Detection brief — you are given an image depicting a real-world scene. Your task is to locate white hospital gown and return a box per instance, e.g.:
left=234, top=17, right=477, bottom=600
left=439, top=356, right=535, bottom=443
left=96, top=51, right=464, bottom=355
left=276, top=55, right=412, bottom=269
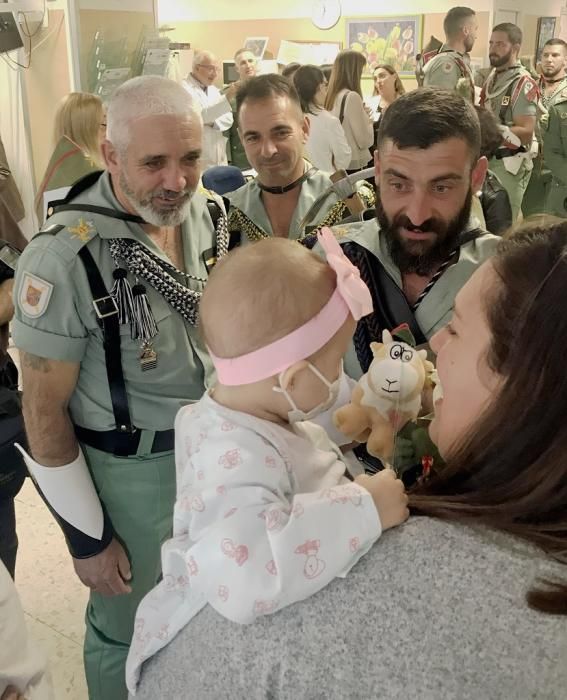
left=126, top=393, right=381, bottom=693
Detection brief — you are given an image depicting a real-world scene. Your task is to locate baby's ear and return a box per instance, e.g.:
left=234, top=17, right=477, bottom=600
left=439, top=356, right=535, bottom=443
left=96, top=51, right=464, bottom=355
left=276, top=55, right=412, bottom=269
left=279, top=361, right=309, bottom=391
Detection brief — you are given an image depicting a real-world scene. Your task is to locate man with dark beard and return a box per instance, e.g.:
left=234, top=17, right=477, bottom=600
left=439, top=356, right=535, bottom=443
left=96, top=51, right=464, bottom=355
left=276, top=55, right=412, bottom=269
left=11, top=76, right=231, bottom=700
left=322, top=88, right=499, bottom=379
left=523, top=38, right=567, bottom=217
left=481, top=23, right=538, bottom=221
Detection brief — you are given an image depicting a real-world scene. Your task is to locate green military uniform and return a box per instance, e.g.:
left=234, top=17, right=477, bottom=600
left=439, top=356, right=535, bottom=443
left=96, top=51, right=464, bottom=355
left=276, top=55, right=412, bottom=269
left=543, top=83, right=567, bottom=218
left=228, top=163, right=375, bottom=242
left=481, top=63, right=539, bottom=221
left=326, top=218, right=500, bottom=379
left=12, top=172, right=224, bottom=700
left=522, top=76, right=567, bottom=217
left=227, top=98, right=250, bottom=170
left=35, top=136, right=101, bottom=225
left=422, top=46, right=475, bottom=101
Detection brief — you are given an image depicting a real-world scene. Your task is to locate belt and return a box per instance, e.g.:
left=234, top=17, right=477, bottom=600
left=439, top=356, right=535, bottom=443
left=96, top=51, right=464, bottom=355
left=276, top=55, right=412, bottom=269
left=75, top=425, right=175, bottom=457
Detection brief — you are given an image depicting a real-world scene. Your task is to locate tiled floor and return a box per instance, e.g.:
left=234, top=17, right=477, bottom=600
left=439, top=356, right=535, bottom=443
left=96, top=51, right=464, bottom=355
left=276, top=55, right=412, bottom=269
left=14, top=479, right=89, bottom=699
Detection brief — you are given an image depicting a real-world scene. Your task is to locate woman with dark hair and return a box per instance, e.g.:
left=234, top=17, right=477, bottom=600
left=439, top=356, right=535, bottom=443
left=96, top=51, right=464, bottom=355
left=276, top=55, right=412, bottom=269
left=293, top=65, right=351, bottom=173
left=475, top=105, right=513, bottom=235
left=325, top=50, right=374, bottom=172
left=133, top=219, right=566, bottom=699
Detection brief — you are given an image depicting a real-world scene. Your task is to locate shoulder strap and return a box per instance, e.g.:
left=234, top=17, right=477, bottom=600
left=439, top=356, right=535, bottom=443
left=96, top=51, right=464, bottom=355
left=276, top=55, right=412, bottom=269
left=38, top=223, right=134, bottom=439
left=341, top=241, right=426, bottom=372
left=77, top=246, right=135, bottom=440
left=51, top=203, right=145, bottom=224
left=339, top=92, right=349, bottom=124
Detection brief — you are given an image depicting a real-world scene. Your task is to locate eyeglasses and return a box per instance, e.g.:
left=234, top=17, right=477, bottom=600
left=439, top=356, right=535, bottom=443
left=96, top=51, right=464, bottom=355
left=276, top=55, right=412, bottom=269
left=196, top=64, right=219, bottom=73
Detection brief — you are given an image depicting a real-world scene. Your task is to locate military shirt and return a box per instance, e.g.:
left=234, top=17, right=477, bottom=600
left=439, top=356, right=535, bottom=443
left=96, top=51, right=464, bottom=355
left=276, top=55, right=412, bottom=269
left=324, top=218, right=500, bottom=379
left=422, top=47, right=474, bottom=98
left=13, top=172, right=221, bottom=432
left=542, top=81, right=567, bottom=185
left=227, top=165, right=374, bottom=243
left=482, top=63, right=538, bottom=127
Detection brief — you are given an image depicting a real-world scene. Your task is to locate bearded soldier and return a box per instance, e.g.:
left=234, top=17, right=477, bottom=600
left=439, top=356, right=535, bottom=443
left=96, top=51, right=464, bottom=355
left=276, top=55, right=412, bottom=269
left=481, top=23, right=539, bottom=221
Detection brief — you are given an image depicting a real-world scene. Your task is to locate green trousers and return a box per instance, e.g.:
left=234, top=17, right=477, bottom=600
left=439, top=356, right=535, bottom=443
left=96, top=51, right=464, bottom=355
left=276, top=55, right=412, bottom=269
left=489, top=157, right=533, bottom=222
left=82, top=440, right=176, bottom=700
left=521, top=155, right=552, bottom=218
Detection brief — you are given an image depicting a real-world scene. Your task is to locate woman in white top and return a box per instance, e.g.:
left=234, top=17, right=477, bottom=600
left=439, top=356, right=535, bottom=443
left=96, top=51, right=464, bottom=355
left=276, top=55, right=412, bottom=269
left=325, top=51, right=374, bottom=172
left=293, top=65, right=351, bottom=173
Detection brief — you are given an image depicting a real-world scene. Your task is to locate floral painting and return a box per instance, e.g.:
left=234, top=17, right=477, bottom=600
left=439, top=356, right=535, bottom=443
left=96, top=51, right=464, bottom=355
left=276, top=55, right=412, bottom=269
left=346, top=16, right=422, bottom=76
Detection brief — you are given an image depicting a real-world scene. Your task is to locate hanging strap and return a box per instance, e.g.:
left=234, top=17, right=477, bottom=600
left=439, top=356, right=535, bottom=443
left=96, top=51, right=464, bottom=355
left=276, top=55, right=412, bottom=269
left=77, top=246, right=135, bottom=442
left=339, top=91, right=350, bottom=124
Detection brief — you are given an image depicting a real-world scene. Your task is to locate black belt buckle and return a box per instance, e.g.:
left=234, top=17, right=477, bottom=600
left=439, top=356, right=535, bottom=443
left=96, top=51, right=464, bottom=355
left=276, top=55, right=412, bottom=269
left=93, top=295, right=118, bottom=319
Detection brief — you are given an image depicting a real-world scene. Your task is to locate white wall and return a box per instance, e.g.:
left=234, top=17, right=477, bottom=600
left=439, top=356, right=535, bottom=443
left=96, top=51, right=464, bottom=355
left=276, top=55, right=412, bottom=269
left=158, top=0, right=493, bottom=24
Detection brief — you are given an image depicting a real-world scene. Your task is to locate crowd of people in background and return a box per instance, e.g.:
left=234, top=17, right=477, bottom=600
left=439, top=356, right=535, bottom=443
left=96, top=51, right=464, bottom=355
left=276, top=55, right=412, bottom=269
left=1, top=5, right=566, bottom=700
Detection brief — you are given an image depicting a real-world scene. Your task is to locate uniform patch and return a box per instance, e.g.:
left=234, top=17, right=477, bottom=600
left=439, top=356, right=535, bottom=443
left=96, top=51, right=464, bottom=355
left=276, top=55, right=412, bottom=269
left=67, top=218, right=95, bottom=242
left=524, top=81, right=538, bottom=103
left=442, top=62, right=453, bottom=73
left=19, top=272, right=54, bottom=318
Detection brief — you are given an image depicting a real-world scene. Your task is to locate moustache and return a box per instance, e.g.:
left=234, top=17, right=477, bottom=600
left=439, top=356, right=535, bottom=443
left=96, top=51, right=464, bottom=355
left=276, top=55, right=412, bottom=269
left=396, top=215, right=445, bottom=235
left=153, top=189, right=191, bottom=201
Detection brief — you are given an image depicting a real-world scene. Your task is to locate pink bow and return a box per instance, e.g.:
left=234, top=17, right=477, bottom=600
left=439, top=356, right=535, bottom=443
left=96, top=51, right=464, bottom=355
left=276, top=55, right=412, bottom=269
left=318, top=227, right=373, bottom=321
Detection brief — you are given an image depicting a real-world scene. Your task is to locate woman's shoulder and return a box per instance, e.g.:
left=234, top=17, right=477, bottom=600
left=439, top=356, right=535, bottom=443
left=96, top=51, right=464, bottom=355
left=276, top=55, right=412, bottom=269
left=136, top=517, right=566, bottom=700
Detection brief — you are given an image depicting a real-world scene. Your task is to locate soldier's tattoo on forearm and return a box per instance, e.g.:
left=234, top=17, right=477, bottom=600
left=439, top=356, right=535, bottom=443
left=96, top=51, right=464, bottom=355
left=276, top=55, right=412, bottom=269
left=21, top=352, right=51, bottom=373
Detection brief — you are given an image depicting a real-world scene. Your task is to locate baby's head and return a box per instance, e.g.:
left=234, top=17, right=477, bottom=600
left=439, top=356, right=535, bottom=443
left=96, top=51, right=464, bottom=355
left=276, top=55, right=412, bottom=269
left=200, top=236, right=367, bottom=423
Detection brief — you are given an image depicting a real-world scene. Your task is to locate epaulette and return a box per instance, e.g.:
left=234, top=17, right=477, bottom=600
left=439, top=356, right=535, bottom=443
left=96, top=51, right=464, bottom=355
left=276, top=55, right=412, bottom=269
left=33, top=214, right=99, bottom=257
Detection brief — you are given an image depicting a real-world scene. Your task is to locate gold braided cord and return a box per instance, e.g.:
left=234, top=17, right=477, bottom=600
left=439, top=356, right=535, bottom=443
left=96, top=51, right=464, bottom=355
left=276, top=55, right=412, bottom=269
left=228, top=183, right=375, bottom=243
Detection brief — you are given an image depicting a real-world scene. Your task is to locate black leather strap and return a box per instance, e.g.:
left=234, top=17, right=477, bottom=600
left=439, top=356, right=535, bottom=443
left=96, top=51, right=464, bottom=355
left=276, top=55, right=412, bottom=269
left=75, top=426, right=174, bottom=456
left=52, top=203, right=146, bottom=224
left=339, top=91, right=349, bottom=124
left=77, top=246, right=135, bottom=446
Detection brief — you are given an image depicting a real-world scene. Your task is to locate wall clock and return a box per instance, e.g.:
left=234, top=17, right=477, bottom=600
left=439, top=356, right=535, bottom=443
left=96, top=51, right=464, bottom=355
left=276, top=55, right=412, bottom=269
left=311, top=0, right=342, bottom=31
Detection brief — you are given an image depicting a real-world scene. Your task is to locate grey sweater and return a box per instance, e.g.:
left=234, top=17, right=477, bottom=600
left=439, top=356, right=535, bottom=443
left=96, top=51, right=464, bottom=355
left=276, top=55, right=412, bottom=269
left=133, top=518, right=567, bottom=700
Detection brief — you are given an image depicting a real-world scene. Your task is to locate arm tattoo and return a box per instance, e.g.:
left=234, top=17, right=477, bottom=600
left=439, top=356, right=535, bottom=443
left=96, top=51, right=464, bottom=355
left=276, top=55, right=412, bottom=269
left=21, top=352, right=51, bottom=373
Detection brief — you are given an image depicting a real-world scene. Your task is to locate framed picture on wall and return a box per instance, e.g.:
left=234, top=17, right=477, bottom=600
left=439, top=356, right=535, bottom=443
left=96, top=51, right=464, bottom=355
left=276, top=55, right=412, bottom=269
left=244, top=37, right=269, bottom=59
left=345, top=15, right=423, bottom=77
left=535, top=17, right=556, bottom=63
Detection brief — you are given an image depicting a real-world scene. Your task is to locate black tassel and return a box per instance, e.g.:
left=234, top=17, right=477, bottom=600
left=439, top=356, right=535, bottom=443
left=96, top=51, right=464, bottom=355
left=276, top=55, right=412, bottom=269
left=110, top=268, right=135, bottom=325
left=131, top=284, right=158, bottom=342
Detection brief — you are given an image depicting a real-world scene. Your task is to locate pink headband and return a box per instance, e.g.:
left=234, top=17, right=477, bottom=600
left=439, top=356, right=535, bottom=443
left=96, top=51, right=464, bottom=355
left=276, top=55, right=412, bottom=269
left=209, top=228, right=373, bottom=386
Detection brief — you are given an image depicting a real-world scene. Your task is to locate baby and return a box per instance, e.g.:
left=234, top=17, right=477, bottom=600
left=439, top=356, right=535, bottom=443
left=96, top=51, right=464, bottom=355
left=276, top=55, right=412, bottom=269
left=126, top=229, right=408, bottom=693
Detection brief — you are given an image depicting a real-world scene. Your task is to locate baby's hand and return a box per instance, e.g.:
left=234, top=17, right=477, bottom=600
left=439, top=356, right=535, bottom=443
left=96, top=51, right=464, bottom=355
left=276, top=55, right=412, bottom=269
left=355, top=470, right=409, bottom=531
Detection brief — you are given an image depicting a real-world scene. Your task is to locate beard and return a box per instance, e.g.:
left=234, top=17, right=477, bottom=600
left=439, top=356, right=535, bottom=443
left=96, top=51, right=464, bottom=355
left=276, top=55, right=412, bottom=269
left=376, top=187, right=473, bottom=276
left=119, top=172, right=194, bottom=227
left=542, top=65, right=563, bottom=79
left=489, top=49, right=513, bottom=68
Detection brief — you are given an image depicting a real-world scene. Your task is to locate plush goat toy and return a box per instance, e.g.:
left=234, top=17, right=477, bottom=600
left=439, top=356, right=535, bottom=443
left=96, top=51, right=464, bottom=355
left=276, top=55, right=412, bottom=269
left=334, top=328, right=434, bottom=462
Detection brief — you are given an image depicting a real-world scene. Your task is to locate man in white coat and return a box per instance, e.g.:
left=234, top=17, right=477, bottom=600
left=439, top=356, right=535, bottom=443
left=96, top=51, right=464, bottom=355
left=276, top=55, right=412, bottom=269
left=184, top=50, right=236, bottom=170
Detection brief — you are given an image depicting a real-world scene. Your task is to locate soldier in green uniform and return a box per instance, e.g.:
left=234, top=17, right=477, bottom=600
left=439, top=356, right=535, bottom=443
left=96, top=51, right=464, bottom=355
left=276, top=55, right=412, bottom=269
left=481, top=23, right=539, bottom=222
left=227, top=48, right=257, bottom=170
left=228, top=74, right=374, bottom=242
left=309, top=88, right=499, bottom=379
left=522, top=39, right=567, bottom=217
left=12, top=76, right=230, bottom=700
left=422, top=6, right=477, bottom=102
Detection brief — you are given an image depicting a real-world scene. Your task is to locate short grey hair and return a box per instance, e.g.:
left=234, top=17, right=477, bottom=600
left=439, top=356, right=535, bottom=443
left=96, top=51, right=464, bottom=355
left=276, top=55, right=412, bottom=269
left=193, top=50, right=216, bottom=67
left=106, top=75, right=201, bottom=153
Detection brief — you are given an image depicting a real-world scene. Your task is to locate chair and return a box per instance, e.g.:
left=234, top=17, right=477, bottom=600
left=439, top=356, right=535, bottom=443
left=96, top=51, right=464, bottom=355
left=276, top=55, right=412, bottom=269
left=202, top=166, right=245, bottom=196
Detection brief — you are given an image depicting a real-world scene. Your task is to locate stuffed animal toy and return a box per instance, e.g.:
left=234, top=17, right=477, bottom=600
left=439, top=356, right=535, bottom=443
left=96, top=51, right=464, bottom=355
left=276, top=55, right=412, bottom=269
left=334, top=328, right=434, bottom=462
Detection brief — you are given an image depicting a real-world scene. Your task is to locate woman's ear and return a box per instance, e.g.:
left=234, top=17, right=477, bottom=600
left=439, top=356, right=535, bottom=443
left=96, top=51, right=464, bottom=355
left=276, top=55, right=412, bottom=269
left=279, top=361, right=309, bottom=391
